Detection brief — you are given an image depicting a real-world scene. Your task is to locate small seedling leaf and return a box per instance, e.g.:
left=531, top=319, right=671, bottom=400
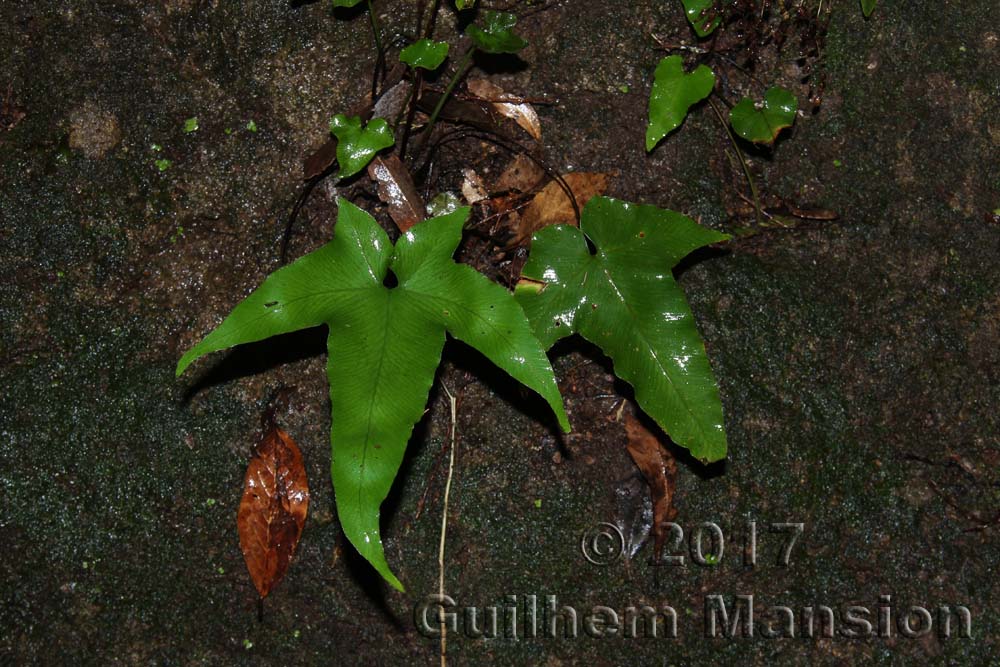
left=399, top=39, right=450, bottom=71
left=680, top=0, right=721, bottom=38
left=465, top=11, right=528, bottom=54
left=455, top=0, right=476, bottom=9
left=861, top=0, right=877, bottom=17
left=729, top=86, right=798, bottom=145
left=645, top=55, right=715, bottom=151
left=178, top=201, right=568, bottom=590
left=328, top=115, right=395, bottom=178
left=332, top=0, right=365, bottom=7
left=516, top=196, right=729, bottom=462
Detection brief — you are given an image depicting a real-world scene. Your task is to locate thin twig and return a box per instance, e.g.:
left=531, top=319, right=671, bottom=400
left=417, top=47, right=475, bottom=158
left=438, top=383, right=458, bottom=667
left=367, top=0, right=384, bottom=99
left=708, top=96, right=762, bottom=225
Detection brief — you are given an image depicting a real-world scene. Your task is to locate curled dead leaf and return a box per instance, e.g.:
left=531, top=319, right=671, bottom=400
left=467, top=78, right=542, bottom=141
left=624, top=410, right=677, bottom=564
left=509, top=172, right=610, bottom=247
left=495, top=153, right=546, bottom=194
left=368, top=155, right=425, bottom=233
left=237, top=417, right=309, bottom=599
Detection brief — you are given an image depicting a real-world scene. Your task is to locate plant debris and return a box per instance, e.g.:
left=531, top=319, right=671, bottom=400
left=237, top=406, right=310, bottom=600
left=624, top=410, right=678, bottom=563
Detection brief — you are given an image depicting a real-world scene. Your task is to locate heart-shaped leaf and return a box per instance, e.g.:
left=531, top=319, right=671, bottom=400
left=681, top=0, right=721, bottom=38
left=465, top=11, right=528, bottom=54
left=399, top=39, right=450, bottom=71
left=516, top=196, right=729, bottom=462
left=729, top=86, right=798, bottom=145
left=861, top=0, right=877, bottom=17
left=328, top=115, right=395, bottom=178
left=178, top=201, right=568, bottom=590
left=645, top=55, right=716, bottom=151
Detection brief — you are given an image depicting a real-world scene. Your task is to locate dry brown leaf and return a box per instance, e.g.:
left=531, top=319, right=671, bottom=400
left=417, top=89, right=500, bottom=131
left=624, top=411, right=678, bottom=564
left=461, top=168, right=488, bottom=204
left=367, top=155, right=425, bottom=233
left=467, top=78, right=542, bottom=141
left=510, top=172, right=610, bottom=247
left=237, top=416, right=309, bottom=599
left=495, top=153, right=546, bottom=194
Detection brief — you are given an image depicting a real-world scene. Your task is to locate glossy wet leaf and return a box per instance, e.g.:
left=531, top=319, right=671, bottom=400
left=328, top=114, right=395, bottom=178
left=467, top=78, right=542, bottom=140
left=680, top=0, right=721, bottom=37
left=178, top=200, right=568, bottom=590
left=624, top=410, right=677, bottom=562
left=367, top=155, right=425, bottom=233
left=465, top=11, right=528, bottom=54
left=645, top=55, right=715, bottom=151
left=729, top=87, right=798, bottom=145
left=516, top=196, right=729, bottom=462
left=399, top=39, right=450, bottom=71
left=238, top=417, right=309, bottom=599
left=861, top=0, right=877, bottom=17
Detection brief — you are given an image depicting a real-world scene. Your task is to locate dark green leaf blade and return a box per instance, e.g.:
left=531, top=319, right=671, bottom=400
left=516, top=196, right=729, bottom=462
left=465, top=11, right=528, bottom=54
left=681, top=0, right=721, bottom=37
left=181, top=199, right=570, bottom=591
left=329, top=115, right=395, bottom=178
left=175, top=199, right=390, bottom=377
left=861, top=0, right=877, bottom=17
left=327, top=288, right=445, bottom=592
left=332, top=0, right=365, bottom=6
left=399, top=39, right=450, bottom=70
left=645, top=55, right=715, bottom=151
left=729, top=86, right=798, bottom=145
left=395, top=209, right=570, bottom=432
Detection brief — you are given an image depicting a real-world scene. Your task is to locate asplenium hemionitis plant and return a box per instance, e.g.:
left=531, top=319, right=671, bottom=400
left=177, top=1, right=731, bottom=590
left=646, top=1, right=853, bottom=228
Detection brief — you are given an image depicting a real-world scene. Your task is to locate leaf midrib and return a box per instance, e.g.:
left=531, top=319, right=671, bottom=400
left=592, top=259, right=715, bottom=446
left=355, top=292, right=393, bottom=540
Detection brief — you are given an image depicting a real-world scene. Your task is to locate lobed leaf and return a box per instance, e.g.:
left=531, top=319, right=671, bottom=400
left=516, top=196, right=729, bottom=462
left=729, top=86, right=798, bottom=145
left=645, top=55, right=715, bottom=151
left=680, top=0, right=721, bottom=38
left=328, top=115, right=395, bottom=178
left=465, top=11, right=528, bottom=54
left=399, top=39, right=450, bottom=71
left=178, top=200, right=567, bottom=590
